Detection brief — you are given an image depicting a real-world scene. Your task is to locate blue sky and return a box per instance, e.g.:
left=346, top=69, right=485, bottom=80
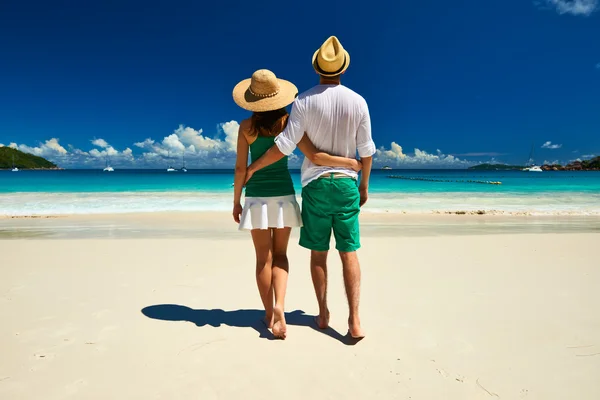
left=0, top=0, right=599, bottom=168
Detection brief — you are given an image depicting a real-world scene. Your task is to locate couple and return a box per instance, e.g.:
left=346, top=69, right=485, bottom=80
left=231, top=36, right=376, bottom=340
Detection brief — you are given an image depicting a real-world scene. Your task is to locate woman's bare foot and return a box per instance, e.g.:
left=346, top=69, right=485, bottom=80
left=272, top=306, right=287, bottom=339
left=314, top=309, right=330, bottom=329
left=348, top=317, right=365, bottom=339
left=262, top=313, right=274, bottom=329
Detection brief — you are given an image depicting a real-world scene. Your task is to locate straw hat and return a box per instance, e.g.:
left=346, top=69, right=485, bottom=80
left=232, top=69, right=298, bottom=112
left=312, top=36, right=350, bottom=77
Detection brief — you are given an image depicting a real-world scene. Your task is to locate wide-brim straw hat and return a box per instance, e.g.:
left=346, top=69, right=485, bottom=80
left=312, top=36, right=350, bottom=77
left=233, top=69, right=298, bottom=112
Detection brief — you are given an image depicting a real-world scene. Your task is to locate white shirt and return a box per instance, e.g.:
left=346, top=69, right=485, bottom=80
left=274, top=84, right=376, bottom=187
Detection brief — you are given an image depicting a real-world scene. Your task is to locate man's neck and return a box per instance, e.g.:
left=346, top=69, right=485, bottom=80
left=319, top=76, right=341, bottom=86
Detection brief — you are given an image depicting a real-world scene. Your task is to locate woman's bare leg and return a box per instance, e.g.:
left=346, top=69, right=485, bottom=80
left=271, top=227, right=291, bottom=339
left=251, top=229, right=274, bottom=328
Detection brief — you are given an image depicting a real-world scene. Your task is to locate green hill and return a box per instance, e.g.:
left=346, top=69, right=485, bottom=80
left=468, top=163, right=524, bottom=171
left=581, top=156, right=600, bottom=170
left=0, top=147, right=58, bottom=169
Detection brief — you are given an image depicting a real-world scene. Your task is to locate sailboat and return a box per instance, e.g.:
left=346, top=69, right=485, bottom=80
left=180, top=152, right=187, bottom=172
left=166, top=151, right=176, bottom=172
left=523, top=144, right=542, bottom=172
left=11, top=155, right=19, bottom=172
left=103, top=157, right=114, bottom=172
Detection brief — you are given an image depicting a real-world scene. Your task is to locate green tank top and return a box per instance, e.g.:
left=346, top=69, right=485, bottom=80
left=245, top=136, right=295, bottom=198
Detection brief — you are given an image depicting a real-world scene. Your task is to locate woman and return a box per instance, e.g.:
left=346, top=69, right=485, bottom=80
left=232, top=69, right=360, bottom=339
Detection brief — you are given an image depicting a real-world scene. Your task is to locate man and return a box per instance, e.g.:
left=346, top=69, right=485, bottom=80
left=245, top=36, right=376, bottom=339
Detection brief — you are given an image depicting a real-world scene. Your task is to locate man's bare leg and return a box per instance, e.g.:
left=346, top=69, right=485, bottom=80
left=311, top=250, right=330, bottom=329
left=339, top=251, right=365, bottom=338
left=271, top=228, right=291, bottom=339
left=251, top=230, right=274, bottom=328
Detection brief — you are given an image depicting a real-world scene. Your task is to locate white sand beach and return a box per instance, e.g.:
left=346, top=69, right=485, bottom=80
left=1, top=214, right=599, bottom=399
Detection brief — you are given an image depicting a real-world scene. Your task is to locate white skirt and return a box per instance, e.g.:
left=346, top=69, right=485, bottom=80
left=239, top=194, right=303, bottom=231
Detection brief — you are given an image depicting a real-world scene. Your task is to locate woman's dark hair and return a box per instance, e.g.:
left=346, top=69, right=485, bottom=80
left=249, top=108, right=289, bottom=137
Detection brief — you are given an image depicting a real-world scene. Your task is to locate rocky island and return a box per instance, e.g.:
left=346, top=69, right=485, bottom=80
left=0, top=147, right=61, bottom=170
left=469, top=156, right=599, bottom=171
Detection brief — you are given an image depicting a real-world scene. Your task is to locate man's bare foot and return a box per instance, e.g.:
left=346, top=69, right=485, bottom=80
left=314, top=310, right=330, bottom=329
left=348, top=318, right=365, bottom=339
left=272, top=306, right=286, bottom=339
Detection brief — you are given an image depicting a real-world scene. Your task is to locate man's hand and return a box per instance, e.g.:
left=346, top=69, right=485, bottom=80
left=244, top=166, right=255, bottom=185
left=232, top=203, right=243, bottom=223
left=349, top=159, right=363, bottom=172
left=359, top=186, right=368, bottom=207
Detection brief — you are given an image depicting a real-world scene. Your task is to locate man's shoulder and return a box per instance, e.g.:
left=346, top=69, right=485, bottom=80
left=338, top=85, right=368, bottom=105
left=297, top=85, right=367, bottom=104
left=296, top=85, right=324, bottom=101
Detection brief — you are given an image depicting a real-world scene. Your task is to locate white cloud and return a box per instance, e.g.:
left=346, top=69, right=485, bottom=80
left=14, top=138, right=68, bottom=158
left=68, top=145, right=89, bottom=156
left=582, top=154, right=596, bottom=158
left=541, top=141, right=562, bottom=149
left=6, top=121, right=483, bottom=170
left=451, top=152, right=508, bottom=157
left=543, top=159, right=561, bottom=165
left=541, top=0, right=599, bottom=16
left=4, top=122, right=240, bottom=168
left=133, top=122, right=240, bottom=167
left=162, top=133, right=186, bottom=152
left=288, top=153, right=301, bottom=167
left=91, top=138, right=110, bottom=148
left=374, top=142, right=473, bottom=169
left=134, top=138, right=156, bottom=150
left=220, top=120, right=239, bottom=150
left=88, top=138, right=121, bottom=159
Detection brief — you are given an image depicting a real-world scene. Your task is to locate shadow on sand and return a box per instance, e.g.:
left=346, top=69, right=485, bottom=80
left=141, top=304, right=360, bottom=344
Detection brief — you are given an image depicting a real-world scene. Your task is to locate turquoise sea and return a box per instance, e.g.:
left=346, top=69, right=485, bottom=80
left=1, top=169, right=599, bottom=215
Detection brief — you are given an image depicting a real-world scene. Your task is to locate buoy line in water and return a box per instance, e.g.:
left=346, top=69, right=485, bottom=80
left=387, top=175, right=502, bottom=185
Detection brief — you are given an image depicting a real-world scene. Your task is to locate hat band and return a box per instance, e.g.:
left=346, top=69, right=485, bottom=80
left=248, top=86, right=280, bottom=98
left=315, top=54, right=347, bottom=76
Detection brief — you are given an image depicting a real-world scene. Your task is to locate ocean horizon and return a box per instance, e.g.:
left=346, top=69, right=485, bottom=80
left=1, top=169, right=599, bottom=216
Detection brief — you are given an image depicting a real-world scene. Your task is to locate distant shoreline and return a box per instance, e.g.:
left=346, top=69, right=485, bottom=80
left=0, top=167, right=64, bottom=171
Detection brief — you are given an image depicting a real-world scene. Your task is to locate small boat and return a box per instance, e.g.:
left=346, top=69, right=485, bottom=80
left=381, top=166, right=392, bottom=170
left=180, top=152, right=187, bottom=172
left=526, top=165, right=543, bottom=172
left=166, top=151, right=177, bottom=172
left=11, top=155, right=19, bottom=172
left=103, top=158, right=114, bottom=172
left=523, top=144, right=543, bottom=172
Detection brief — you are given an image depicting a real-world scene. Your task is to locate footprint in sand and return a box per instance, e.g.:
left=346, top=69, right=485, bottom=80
left=432, top=362, right=465, bottom=384
left=436, top=368, right=449, bottom=378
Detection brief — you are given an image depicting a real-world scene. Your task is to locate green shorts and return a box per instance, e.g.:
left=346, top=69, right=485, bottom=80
left=299, top=174, right=361, bottom=252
